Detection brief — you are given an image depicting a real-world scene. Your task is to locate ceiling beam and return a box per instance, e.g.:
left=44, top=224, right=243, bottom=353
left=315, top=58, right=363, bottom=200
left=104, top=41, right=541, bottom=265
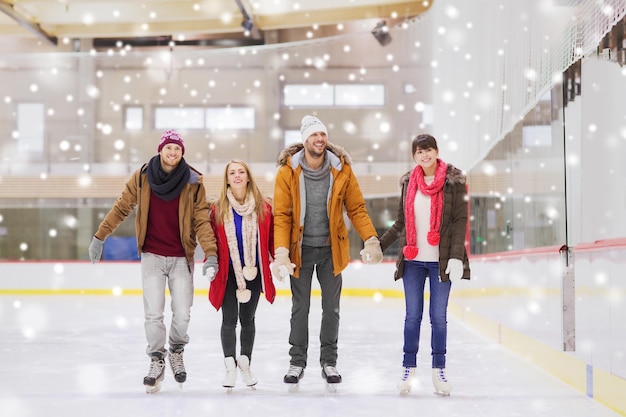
left=0, top=0, right=431, bottom=43
left=255, top=1, right=432, bottom=30
left=0, top=0, right=57, bottom=44
left=42, top=19, right=244, bottom=39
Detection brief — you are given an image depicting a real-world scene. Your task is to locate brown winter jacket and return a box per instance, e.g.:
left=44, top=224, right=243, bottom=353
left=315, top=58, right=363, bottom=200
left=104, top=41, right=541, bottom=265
left=94, top=162, right=217, bottom=263
left=379, top=164, right=471, bottom=281
left=273, top=142, right=377, bottom=278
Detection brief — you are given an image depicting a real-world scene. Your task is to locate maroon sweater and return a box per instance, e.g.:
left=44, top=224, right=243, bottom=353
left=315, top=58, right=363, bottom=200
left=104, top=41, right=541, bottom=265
left=142, top=192, right=186, bottom=257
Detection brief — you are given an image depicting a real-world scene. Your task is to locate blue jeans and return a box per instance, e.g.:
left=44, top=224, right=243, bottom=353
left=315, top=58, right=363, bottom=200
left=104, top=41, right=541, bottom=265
left=401, top=260, right=451, bottom=369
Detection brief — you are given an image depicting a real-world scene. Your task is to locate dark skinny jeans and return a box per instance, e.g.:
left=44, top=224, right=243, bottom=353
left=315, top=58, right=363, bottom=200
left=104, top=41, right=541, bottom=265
left=220, top=264, right=261, bottom=360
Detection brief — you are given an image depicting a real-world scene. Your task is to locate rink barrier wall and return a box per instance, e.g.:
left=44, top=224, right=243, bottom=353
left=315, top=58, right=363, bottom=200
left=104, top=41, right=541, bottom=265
left=1, top=241, right=625, bottom=416
left=450, top=240, right=626, bottom=417
left=0, top=261, right=404, bottom=298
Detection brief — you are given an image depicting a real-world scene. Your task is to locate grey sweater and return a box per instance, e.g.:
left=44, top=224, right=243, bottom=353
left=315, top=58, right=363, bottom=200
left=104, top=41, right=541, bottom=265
left=301, top=155, right=331, bottom=247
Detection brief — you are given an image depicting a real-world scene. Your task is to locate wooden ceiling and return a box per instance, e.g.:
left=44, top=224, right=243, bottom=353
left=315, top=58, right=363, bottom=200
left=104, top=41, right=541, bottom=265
left=0, top=0, right=432, bottom=47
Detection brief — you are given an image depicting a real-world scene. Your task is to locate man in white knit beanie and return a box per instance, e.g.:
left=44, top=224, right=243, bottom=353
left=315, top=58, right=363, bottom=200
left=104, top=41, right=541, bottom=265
left=299, top=115, right=327, bottom=142
left=272, top=114, right=383, bottom=391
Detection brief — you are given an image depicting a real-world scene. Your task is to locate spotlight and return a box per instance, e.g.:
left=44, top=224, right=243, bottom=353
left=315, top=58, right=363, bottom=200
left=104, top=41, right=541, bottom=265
left=234, top=0, right=261, bottom=39
left=241, top=18, right=254, bottom=32
left=372, top=20, right=392, bottom=46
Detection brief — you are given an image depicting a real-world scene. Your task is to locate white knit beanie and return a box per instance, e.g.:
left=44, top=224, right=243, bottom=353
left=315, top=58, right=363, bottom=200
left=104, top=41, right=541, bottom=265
left=300, top=115, right=328, bottom=142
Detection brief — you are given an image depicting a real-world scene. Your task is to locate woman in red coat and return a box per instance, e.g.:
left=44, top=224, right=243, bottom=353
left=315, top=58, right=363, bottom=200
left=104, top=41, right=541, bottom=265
left=208, top=159, right=275, bottom=389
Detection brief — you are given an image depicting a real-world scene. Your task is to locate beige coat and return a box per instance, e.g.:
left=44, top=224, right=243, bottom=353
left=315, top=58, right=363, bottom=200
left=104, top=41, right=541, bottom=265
left=94, top=163, right=217, bottom=262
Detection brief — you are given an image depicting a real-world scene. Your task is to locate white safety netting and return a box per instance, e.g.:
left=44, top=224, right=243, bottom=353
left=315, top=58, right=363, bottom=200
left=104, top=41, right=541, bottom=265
left=429, top=0, right=626, bottom=171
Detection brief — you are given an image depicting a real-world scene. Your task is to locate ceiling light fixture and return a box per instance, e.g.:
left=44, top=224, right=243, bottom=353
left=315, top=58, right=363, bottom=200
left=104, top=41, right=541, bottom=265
left=372, top=20, right=392, bottom=47
left=234, top=0, right=263, bottom=40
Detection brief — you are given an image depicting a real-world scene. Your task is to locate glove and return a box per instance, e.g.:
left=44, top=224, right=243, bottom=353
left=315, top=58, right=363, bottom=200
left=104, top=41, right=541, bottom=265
left=271, top=247, right=295, bottom=282
left=360, top=236, right=383, bottom=264
left=88, top=236, right=104, bottom=264
left=445, top=258, right=463, bottom=282
left=203, top=256, right=218, bottom=281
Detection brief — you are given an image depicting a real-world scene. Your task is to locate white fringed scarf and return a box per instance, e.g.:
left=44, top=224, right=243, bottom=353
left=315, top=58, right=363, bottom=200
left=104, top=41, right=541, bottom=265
left=224, top=188, right=258, bottom=303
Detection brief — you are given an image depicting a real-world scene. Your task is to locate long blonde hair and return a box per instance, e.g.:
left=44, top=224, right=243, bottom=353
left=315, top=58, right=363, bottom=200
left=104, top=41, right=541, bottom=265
left=215, top=159, right=268, bottom=225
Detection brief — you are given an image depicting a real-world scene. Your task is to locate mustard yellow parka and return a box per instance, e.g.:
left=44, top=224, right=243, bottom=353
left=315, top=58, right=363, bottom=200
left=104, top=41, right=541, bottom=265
left=273, top=142, right=377, bottom=277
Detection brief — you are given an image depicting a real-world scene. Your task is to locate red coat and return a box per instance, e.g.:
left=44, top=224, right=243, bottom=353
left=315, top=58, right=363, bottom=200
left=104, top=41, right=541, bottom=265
left=208, top=201, right=275, bottom=310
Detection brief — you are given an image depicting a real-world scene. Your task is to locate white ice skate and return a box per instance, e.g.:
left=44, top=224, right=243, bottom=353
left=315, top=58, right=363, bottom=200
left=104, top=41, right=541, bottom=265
left=397, top=367, right=416, bottom=395
left=143, top=357, right=166, bottom=394
left=237, top=355, right=258, bottom=388
left=284, top=365, right=304, bottom=393
left=321, top=365, right=342, bottom=393
left=223, top=357, right=237, bottom=390
left=432, top=368, right=452, bottom=396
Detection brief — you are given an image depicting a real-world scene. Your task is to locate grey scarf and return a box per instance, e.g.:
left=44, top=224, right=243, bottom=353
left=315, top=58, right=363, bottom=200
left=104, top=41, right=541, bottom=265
left=300, top=151, right=331, bottom=180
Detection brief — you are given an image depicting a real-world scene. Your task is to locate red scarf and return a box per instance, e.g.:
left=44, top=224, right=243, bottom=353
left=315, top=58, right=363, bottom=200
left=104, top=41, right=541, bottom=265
left=403, top=159, right=447, bottom=260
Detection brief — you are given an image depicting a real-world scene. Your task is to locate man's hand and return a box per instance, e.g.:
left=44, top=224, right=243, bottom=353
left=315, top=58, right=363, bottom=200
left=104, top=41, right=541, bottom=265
left=203, top=256, right=219, bottom=281
left=271, top=247, right=295, bottom=282
left=88, top=236, right=104, bottom=264
left=360, top=237, right=383, bottom=264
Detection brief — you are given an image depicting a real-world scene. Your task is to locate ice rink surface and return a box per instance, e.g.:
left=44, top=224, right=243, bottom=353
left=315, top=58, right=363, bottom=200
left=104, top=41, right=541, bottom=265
left=1, top=293, right=620, bottom=417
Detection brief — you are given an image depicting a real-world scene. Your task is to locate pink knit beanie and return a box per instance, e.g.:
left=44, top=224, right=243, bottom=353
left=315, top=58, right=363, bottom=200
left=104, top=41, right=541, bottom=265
left=158, top=129, right=185, bottom=155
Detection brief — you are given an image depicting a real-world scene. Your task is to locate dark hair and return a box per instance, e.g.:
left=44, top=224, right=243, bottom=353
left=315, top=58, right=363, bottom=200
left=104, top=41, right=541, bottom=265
left=411, top=134, right=438, bottom=155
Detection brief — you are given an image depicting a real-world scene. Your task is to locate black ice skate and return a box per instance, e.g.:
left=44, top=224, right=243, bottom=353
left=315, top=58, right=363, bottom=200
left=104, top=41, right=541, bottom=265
left=168, top=349, right=186, bottom=389
left=144, top=356, right=166, bottom=394
left=284, top=365, right=304, bottom=392
left=321, top=364, right=342, bottom=392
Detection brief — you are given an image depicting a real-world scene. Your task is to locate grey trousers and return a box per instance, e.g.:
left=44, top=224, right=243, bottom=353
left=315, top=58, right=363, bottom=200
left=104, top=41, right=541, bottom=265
left=288, top=245, right=342, bottom=368
left=141, top=252, right=194, bottom=358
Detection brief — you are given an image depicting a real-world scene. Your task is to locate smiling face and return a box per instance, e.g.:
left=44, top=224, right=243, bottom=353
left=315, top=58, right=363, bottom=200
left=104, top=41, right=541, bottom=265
left=303, top=131, right=328, bottom=160
left=413, top=146, right=439, bottom=176
left=158, top=143, right=183, bottom=173
left=226, top=162, right=249, bottom=197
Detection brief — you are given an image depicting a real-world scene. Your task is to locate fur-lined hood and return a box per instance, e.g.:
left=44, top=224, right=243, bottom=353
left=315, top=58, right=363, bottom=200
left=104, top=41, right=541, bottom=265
left=276, top=141, right=353, bottom=168
left=399, top=163, right=466, bottom=186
